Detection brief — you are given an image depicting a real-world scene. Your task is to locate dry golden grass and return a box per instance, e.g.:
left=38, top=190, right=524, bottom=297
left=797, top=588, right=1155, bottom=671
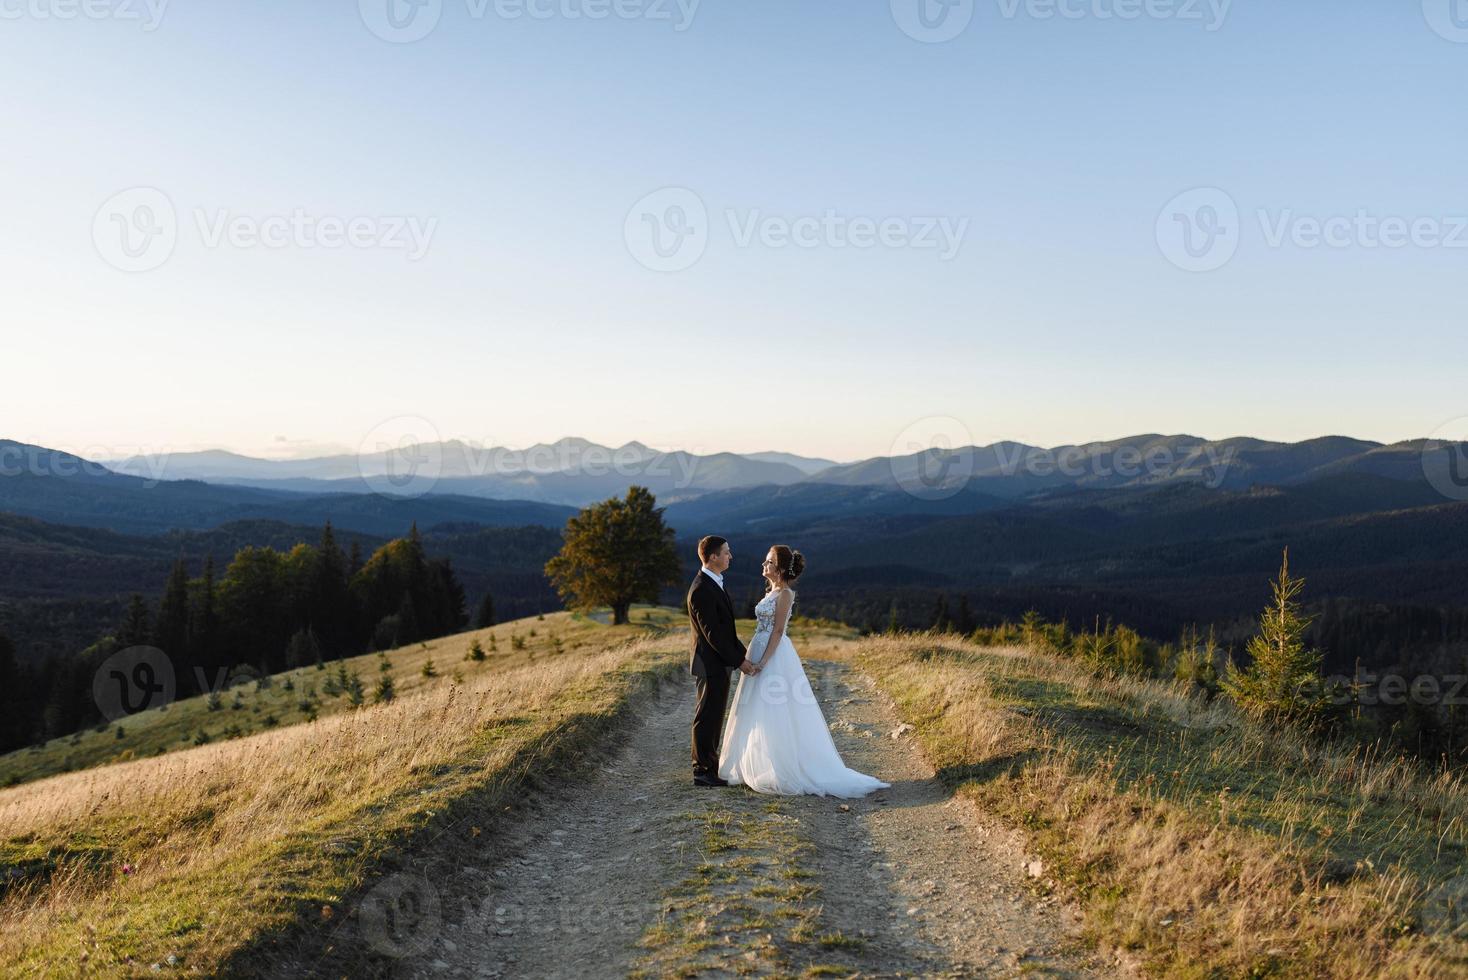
left=0, top=606, right=687, bottom=790
left=0, top=612, right=684, bottom=977
left=855, top=632, right=1468, bottom=979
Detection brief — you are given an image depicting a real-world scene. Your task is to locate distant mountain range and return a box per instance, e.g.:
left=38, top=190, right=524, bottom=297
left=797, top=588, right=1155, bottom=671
left=6, top=432, right=1467, bottom=671
left=91, top=433, right=1461, bottom=506
left=0, top=440, right=575, bottom=536
left=97, top=437, right=830, bottom=505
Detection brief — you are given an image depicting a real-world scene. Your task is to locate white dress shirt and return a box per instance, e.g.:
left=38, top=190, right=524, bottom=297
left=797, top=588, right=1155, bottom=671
left=700, top=566, right=725, bottom=590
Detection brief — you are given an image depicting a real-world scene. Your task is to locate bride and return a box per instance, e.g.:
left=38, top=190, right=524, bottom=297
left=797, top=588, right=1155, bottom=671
left=718, top=545, right=890, bottom=798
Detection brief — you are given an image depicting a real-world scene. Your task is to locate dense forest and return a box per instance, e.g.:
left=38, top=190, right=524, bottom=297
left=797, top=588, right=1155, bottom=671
left=0, top=522, right=472, bottom=755
left=791, top=581, right=1468, bottom=769
left=0, top=513, right=562, bottom=665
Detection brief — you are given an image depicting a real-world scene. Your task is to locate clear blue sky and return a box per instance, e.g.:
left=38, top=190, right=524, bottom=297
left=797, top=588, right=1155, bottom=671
left=3, top=1, right=1464, bottom=463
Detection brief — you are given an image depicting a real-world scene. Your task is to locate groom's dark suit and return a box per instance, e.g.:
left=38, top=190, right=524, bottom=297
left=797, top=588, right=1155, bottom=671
left=687, top=569, right=746, bottom=777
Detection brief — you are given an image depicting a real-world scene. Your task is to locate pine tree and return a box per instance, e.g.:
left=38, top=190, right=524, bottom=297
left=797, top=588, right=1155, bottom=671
left=314, top=522, right=355, bottom=659
left=119, top=594, right=151, bottom=648
left=429, top=558, right=467, bottom=634
left=931, top=593, right=950, bottom=632
left=345, top=670, right=365, bottom=707
left=285, top=627, right=322, bottom=669
left=955, top=595, right=974, bottom=634
left=887, top=599, right=900, bottom=636
left=0, top=634, right=23, bottom=752
left=396, top=588, right=420, bottom=646
left=475, top=591, right=496, bottom=629
left=154, top=557, right=191, bottom=659
left=190, top=556, right=219, bottom=672
left=1020, top=609, right=1043, bottom=649
left=1222, top=549, right=1333, bottom=734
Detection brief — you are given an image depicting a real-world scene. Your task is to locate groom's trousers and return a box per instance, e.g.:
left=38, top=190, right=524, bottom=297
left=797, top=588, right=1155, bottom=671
left=691, top=667, right=733, bottom=775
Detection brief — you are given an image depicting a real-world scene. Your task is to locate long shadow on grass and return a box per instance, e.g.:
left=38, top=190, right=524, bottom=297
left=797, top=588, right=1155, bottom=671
left=934, top=750, right=1045, bottom=791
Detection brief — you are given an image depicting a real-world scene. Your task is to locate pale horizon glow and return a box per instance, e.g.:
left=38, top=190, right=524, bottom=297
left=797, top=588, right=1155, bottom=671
left=3, top=3, right=1464, bottom=464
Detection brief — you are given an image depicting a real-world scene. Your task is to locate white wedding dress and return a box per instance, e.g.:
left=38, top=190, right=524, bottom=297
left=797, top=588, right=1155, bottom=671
left=718, top=589, right=890, bottom=798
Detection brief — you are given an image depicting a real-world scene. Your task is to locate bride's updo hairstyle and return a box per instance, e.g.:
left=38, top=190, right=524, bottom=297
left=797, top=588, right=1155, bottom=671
left=771, top=544, right=805, bottom=585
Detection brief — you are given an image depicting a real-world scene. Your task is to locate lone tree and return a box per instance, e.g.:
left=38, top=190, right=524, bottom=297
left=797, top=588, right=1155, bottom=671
left=545, top=486, right=680, bottom=625
left=1222, top=548, right=1334, bottom=734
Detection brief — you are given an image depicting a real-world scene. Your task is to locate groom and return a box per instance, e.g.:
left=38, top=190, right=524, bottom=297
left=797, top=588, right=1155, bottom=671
left=687, top=535, right=759, bottom=787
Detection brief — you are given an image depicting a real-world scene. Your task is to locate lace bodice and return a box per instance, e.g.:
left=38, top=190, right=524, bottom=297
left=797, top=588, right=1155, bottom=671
left=753, top=589, right=792, bottom=635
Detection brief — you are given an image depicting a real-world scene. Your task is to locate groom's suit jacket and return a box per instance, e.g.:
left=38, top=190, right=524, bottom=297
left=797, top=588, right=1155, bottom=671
left=687, top=570, right=746, bottom=677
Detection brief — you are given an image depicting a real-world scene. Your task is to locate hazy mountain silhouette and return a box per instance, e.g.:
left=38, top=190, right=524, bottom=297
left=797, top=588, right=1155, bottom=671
left=99, top=437, right=810, bottom=504
left=5, top=432, right=1468, bottom=673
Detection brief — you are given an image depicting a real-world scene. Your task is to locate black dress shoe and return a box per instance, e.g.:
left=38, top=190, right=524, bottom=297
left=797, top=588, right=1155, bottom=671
left=693, top=773, right=729, bottom=787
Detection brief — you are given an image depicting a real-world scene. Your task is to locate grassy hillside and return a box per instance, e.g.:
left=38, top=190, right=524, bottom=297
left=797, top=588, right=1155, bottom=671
left=0, top=605, right=860, bottom=976
left=0, top=607, right=694, bottom=976
left=855, top=633, right=1468, bottom=977
left=0, top=606, right=685, bottom=789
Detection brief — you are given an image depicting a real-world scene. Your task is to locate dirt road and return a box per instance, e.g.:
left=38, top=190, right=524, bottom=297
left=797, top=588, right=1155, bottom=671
left=403, top=658, right=1102, bottom=978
